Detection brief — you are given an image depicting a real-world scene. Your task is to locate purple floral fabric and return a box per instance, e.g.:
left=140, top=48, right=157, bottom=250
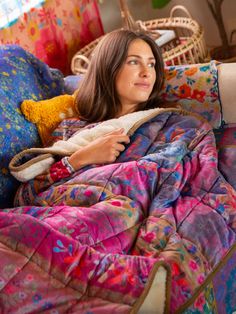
left=1, top=110, right=236, bottom=313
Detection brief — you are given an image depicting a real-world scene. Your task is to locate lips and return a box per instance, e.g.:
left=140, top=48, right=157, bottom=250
left=134, top=82, right=151, bottom=89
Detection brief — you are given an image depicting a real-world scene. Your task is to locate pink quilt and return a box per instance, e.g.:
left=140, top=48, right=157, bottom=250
left=1, top=110, right=236, bottom=313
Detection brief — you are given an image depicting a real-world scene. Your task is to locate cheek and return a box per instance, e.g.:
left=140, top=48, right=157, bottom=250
left=152, top=72, right=157, bottom=83
left=116, top=71, right=134, bottom=91
left=115, top=78, right=127, bottom=99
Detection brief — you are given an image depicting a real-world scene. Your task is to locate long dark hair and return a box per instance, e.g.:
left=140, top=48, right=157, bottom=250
left=75, top=29, right=164, bottom=122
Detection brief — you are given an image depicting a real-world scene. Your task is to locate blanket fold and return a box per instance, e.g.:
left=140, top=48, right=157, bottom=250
left=9, top=107, right=186, bottom=182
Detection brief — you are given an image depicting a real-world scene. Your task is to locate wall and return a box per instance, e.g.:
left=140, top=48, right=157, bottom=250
left=98, top=0, right=236, bottom=48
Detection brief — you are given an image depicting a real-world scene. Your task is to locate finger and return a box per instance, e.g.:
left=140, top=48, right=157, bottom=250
left=114, top=150, right=120, bottom=157
left=115, top=135, right=130, bottom=144
left=113, top=143, right=126, bottom=152
left=110, top=148, right=120, bottom=158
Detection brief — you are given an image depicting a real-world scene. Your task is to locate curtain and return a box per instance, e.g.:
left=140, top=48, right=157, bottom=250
left=0, top=0, right=104, bottom=75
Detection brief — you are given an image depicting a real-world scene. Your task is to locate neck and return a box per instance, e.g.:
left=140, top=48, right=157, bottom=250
left=117, top=104, right=137, bottom=118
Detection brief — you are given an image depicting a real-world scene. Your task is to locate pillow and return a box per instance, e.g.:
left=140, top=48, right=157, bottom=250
left=21, top=95, right=77, bottom=145
left=63, top=61, right=221, bottom=129
left=64, top=75, right=83, bottom=94
left=160, top=60, right=221, bottom=129
left=0, top=45, right=65, bottom=208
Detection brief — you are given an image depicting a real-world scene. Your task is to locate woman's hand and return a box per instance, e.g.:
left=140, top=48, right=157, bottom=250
left=68, top=128, right=130, bottom=171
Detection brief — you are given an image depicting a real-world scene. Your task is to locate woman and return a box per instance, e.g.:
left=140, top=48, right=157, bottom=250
left=68, top=29, right=165, bottom=172
left=5, top=29, right=229, bottom=314
left=9, top=30, right=168, bottom=312
left=14, top=29, right=165, bottom=194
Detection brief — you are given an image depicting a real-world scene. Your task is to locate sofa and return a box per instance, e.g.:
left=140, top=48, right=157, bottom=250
left=1, top=44, right=236, bottom=209
left=0, top=44, right=236, bottom=313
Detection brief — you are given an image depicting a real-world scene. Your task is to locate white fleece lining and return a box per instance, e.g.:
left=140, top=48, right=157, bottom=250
left=44, top=108, right=162, bottom=154
left=138, top=266, right=166, bottom=314
left=11, top=157, right=55, bottom=182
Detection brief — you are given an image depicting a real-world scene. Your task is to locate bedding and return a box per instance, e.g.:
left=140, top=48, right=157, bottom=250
left=215, top=125, right=236, bottom=191
left=1, top=108, right=236, bottom=313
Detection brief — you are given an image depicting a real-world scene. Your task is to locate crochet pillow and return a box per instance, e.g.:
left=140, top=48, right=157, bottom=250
left=0, top=45, right=65, bottom=208
left=21, top=95, right=77, bottom=145
left=160, top=60, right=221, bottom=129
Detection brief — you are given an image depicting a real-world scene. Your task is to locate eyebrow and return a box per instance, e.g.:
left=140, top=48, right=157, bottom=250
left=127, top=54, right=155, bottom=60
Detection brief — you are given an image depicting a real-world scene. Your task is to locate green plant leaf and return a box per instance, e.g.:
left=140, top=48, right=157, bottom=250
left=152, top=0, right=171, bottom=9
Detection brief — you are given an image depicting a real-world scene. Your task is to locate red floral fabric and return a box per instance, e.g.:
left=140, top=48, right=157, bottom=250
left=0, top=0, right=104, bottom=74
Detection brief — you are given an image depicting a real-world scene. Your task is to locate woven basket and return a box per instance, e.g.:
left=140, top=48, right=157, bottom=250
left=71, top=4, right=209, bottom=75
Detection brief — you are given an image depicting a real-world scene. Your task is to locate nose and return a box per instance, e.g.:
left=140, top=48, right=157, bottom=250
left=140, top=64, right=151, bottom=77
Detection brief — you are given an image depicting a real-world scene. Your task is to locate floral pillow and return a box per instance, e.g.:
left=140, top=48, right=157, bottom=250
left=64, top=61, right=221, bottom=129
left=160, top=60, right=221, bottom=129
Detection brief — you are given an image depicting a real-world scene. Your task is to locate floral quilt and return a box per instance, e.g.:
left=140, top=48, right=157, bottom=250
left=1, top=110, right=236, bottom=313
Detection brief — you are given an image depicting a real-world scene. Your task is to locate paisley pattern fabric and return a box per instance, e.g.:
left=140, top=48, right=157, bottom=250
left=160, top=61, right=221, bottom=129
left=0, top=45, right=64, bottom=208
left=1, top=110, right=236, bottom=313
left=0, top=0, right=104, bottom=75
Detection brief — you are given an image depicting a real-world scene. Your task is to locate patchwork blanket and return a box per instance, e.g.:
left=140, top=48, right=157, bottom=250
left=1, top=109, right=236, bottom=313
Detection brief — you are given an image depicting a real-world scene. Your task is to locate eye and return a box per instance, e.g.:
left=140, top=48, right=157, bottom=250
left=127, top=59, right=138, bottom=65
left=148, top=62, right=156, bottom=68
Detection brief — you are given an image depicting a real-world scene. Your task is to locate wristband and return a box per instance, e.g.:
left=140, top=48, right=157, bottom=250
left=62, top=156, right=76, bottom=173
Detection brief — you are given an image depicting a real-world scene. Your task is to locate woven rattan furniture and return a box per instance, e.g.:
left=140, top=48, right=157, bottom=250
left=71, top=3, right=209, bottom=74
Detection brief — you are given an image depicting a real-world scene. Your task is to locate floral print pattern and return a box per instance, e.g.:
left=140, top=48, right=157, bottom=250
left=160, top=61, right=221, bottom=129
left=64, top=61, right=221, bottom=128
left=0, top=0, right=104, bottom=74
left=0, top=45, right=64, bottom=208
left=2, top=110, right=236, bottom=313
left=182, top=283, right=217, bottom=313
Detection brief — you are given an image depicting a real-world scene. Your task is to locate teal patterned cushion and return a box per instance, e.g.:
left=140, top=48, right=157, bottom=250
left=0, top=45, right=65, bottom=208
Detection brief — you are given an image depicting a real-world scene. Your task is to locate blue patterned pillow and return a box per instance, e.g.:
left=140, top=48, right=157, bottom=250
left=0, top=45, right=65, bottom=208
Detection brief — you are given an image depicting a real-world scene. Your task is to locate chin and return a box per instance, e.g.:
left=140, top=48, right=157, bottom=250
left=137, top=92, right=152, bottom=102
left=136, top=97, right=150, bottom=103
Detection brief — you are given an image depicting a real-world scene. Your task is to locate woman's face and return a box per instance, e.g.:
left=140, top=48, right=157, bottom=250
left=115, top=38, right=156, bottom=116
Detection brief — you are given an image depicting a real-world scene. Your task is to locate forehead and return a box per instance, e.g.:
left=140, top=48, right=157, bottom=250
left=127, top=39, right=154, bottom=57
